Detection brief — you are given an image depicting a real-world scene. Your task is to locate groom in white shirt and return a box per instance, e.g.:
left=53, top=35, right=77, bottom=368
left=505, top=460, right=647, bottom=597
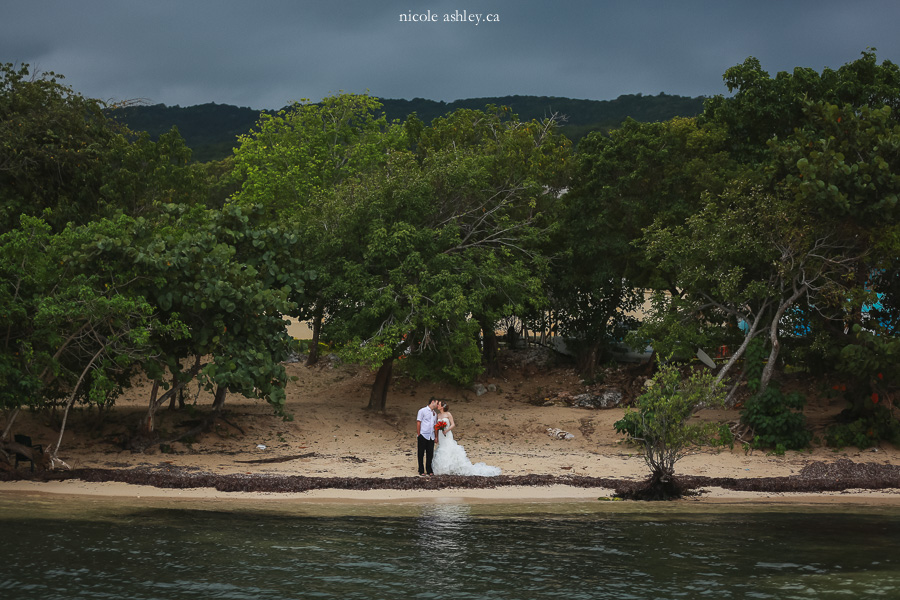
left=416, top=398, right=439, bottom=475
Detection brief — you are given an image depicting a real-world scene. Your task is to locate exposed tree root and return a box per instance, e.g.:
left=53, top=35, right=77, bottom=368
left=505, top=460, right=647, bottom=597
left=615, top=472, right=694, bottom=501
left=127, top=410, right=244, bottom=454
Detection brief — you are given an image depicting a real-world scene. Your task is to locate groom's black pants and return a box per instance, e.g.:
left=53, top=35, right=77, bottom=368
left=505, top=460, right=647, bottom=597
left=417, top=434, right=434, bottom=474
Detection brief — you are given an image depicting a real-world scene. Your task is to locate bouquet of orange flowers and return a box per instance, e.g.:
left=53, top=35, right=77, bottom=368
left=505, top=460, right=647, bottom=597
left=434, top=420, right=448, bottom=434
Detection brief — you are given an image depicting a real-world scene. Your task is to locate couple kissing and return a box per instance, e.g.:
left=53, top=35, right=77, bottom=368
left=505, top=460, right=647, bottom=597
left=415, top=398, right=501, bottom=477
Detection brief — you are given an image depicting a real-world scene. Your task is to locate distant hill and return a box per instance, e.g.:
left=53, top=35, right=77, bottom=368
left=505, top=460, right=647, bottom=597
left=380, top=93, right=705, bottom=129
left=109, top=102, right=263, bottom=163
left=108, top=93, right=706, bottom=163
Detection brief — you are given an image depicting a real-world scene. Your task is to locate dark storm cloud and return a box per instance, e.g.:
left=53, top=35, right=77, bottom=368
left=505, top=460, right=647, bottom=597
left=3, top=1, right=900, bottom=109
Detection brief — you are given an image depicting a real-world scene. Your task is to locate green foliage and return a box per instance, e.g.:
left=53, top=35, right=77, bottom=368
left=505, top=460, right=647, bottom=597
left=613, top=410, right=644, bottom=441
left=561, top=116, right=741, bottom=375
left=739, top=337, right=812, bottom=450
left=0, top=63, right=203, bottom=234
left=0, top=63, right=114, bottom=232
left=115, top=204, right=308, bottom=416
left=107, top=93, right=706, bottom=162
left=231, top=93, right=402, bottom=221
left=741, top=386, right=812, bottom=451
left=837, top=327, right=900, bottom=386
left=702, top=50, right=900, bottom=162
left=744, top=337, right=767, bottom=390
left=638, top=53, right=900, bottom=397
left=614, top=362, right=725, bottom=480
left=230, top=93, right=405, bottom=375
left=824, top=326, right=900, bottom=448
left=320, top=106, right=571, bottom=396
left=99, top=127, right=202, bottom=216
left=396, top=321, right=484, bottom=386
left=8, top=53, right=900, bottom=454
left=633, top=182, right=784, bottom=375
left=0, top=215, right=186, bottom=413
left=714, top=422, right=736, bottom=450
left=825, top=404, right=900, bottom=449
left=772, top=101, right=900, bottom=227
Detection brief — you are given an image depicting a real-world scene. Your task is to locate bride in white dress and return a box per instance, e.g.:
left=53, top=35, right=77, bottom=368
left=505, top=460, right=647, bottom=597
left=432, top=401, right=501, bottom=476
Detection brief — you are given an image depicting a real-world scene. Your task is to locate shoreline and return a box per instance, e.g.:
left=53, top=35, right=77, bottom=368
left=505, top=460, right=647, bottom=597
left=3, top=461, right=900, bottom=505
left=4, top=357, right=900, bottom=508
left=3, top=480, right=900, bottom=505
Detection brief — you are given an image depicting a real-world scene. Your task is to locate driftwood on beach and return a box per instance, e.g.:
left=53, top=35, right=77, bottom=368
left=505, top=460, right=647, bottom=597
left=2, top=458, right=899, bottom=497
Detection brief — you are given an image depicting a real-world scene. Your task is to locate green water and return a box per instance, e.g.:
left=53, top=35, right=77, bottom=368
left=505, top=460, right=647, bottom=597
left=1, top=494, right=899, bottom=599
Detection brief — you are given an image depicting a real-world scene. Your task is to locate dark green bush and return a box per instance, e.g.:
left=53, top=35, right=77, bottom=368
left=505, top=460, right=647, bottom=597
left=739, top=337, right=811, bottom=451
left=740, top=385, right=812, bottom=450
left=825, top=404, right=900, bottom=449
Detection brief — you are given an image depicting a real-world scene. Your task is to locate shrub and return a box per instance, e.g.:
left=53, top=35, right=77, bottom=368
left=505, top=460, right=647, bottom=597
left=825, top=404, right=900, bottom=449
left=740, top=385, right=812, bottom=450
left=614, top=362, right=725, bottom=484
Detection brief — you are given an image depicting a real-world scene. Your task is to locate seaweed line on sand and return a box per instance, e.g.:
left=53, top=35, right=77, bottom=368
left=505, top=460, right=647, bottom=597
left=2, top=458, right=900, bottom=495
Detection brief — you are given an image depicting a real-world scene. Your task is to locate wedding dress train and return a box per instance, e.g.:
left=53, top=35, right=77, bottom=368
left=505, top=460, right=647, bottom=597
left=433, top=430, right=501, bottom=476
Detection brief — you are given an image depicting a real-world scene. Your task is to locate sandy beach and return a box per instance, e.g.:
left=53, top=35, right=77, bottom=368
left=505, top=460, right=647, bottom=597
left=3, top=349, right=900, bottom=504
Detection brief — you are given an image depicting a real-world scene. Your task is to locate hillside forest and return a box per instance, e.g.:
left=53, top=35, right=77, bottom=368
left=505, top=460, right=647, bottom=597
left=1, top=51, right=900, bottom=468
left=109, top=93, right=706, bottom=162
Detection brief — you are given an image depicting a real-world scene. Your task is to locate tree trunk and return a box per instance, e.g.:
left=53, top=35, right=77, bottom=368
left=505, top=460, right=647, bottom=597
left=167, top=369, right=185, bottom=410
left=1, top=408, right=19, bottom=442
left=759, top=332, right=782, bottom=396
left=0, top=408, right=21, bottom=465
left=306, top=301, right=324, bottom=366
left=167, top=386, right=186, bottom=411
left=0, top=438, right=36, bottom=467
left=49, top=343, right=106, bottom=469
left=759, top=285, right=808, bottom=395
left=143, top=357, right=202, bottom=434
left=577, top=341, right=600, bottom=381
left=143, top=380, right=160, bottom=436
left=479, top=317, right=500, bottom=377
left=714, top=306, right=767, bottom=388
left=367, top=357, right=394, bottom=411
left=211, top=385, right=227, bottom=412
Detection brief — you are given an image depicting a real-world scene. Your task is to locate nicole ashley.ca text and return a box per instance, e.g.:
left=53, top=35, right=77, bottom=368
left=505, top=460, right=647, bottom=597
left=399, top=10, right=499, bottom=25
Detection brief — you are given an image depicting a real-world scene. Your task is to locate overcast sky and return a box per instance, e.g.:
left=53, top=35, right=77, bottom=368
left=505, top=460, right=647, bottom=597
left=4, top=1, right=900, bottom=110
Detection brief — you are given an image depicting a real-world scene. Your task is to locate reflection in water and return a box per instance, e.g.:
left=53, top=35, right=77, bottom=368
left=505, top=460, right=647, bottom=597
left=416, top=503, right=472, bottom=591
left=0, top=495, right=899, bottom=599
left=417, top=503, right=472, bottom=556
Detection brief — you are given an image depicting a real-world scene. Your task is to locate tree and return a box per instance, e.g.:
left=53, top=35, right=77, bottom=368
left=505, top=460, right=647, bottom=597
left=0, top=63, right=202, bottom=234
left=231, top=94, right=403, bottom=365
left=322, top=107, right=571, bottom=408
left=771, top=100, right=900, bottom=442
left=1, top=64, right=309, bottom=461
left=92, top=204, right=310, bottom=443
left=637, top=53, right=900, bottom=405
left=0, top=216, right=184, bottom=467
left=98, top=126, right=201, bottom=216
left=0, top=63, right=212, bottom=462
left=231, top=94, right=398, bottom=220
left=556, top=117, right=738, bottom=376
left=702, top=50, right=900, bottom=162
left=0, top=63, right=114, bottom=232
left=411, top=106, right=571, bottom=376
left=639, top=179, right=864, bottom=400
left=614, top=361, right=725, bottom=499
left=322, top=150, right=484, bottom=409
